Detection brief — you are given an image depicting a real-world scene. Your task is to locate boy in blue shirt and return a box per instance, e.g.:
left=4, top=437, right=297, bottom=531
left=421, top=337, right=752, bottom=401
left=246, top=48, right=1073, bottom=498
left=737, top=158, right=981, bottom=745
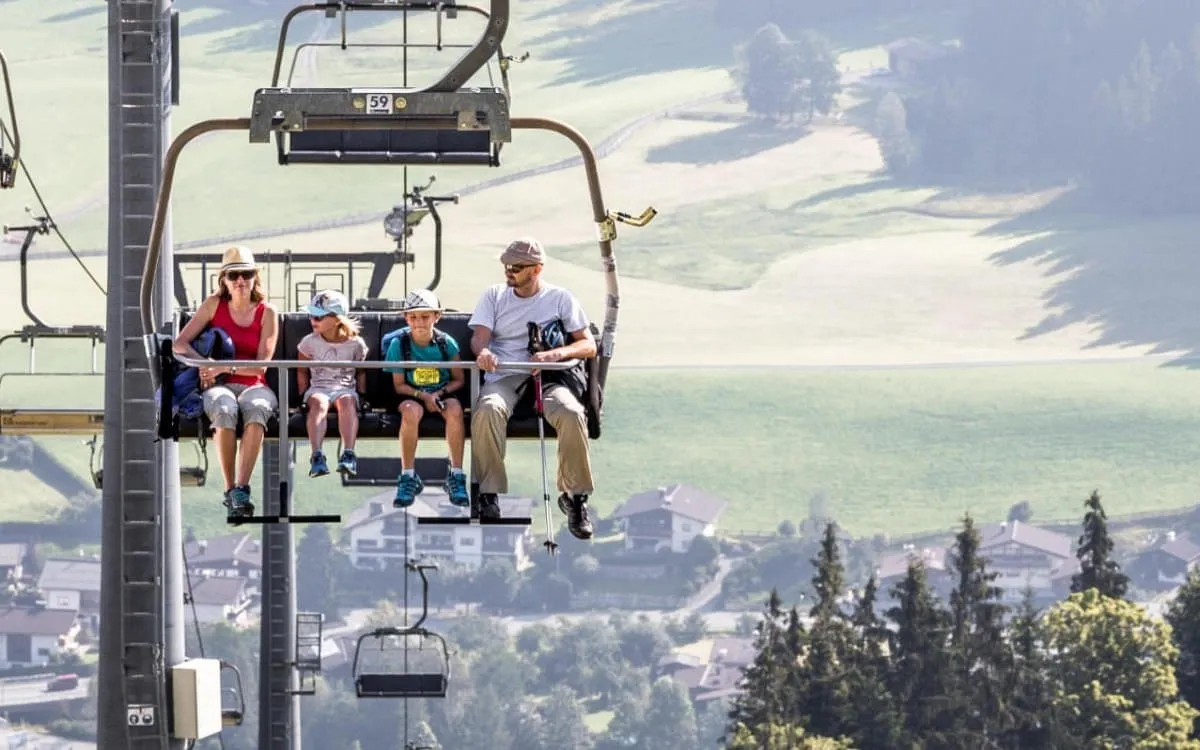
left=383, top=289, right=469, bottom=508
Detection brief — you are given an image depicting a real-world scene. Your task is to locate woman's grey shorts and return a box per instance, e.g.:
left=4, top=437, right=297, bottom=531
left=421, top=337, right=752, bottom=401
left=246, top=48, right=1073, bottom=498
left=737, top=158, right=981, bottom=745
left=202, top=383, right=278, bottom=430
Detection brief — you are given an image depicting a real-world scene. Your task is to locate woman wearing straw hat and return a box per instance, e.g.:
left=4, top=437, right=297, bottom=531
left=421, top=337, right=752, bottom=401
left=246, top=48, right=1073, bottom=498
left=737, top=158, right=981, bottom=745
left=173, top=245, right=280, bottom=523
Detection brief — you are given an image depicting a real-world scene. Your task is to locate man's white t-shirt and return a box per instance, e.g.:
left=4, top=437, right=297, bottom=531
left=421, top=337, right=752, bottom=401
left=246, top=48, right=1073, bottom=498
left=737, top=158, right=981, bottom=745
left=468, top=282, right=590, bottom=383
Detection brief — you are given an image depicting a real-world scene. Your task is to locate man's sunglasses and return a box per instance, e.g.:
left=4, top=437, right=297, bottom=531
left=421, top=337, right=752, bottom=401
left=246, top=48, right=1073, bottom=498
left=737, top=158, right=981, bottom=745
left=504, top=263, right=536, bottom=273
left=225, top=270, right=255, bottom=281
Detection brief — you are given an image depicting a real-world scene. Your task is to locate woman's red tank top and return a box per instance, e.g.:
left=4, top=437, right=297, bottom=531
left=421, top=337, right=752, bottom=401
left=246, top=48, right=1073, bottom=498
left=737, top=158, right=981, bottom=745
left=211, top=298, right=267, bottom=387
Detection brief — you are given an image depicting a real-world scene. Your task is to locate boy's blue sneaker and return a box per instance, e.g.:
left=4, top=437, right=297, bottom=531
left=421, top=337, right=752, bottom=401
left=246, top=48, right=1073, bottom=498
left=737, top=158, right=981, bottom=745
left=394, top=473, right=424, bottom=508
left=446, top=470, right=469, bottom=507
left=309, top=451, right=329, bottom=478
left=337, top=450, right=358, bottom=477
left=224, top=486, right=254, bottom=524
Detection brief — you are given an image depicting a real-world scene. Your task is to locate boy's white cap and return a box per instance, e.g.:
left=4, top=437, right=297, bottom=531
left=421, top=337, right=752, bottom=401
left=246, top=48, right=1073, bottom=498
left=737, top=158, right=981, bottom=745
left=403, top=288, right=442, bottom=312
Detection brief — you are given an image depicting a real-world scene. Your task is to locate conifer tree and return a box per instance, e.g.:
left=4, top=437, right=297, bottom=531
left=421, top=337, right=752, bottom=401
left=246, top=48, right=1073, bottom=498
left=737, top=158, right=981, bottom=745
left=1166, top=568, right=1200, bottom=738
left=798, top=523, right=853, bottom=739
left=946, top=514, right=1009, bottom=742
left=726, top=590, right=793, bottom=747
left=1070, top=490, right=1129, bottom=599
left=844, top=576, right=904, bottom=748
left=886, top=558, right=956, bottom=748
left=998, top=588, right=1054, bottom=750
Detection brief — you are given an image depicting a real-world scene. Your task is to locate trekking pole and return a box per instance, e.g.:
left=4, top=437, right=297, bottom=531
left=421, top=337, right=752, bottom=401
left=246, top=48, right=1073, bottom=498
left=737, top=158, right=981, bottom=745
left=533, top=369, right=558, bottom=556
left=527, top=321, right=559, bottom=556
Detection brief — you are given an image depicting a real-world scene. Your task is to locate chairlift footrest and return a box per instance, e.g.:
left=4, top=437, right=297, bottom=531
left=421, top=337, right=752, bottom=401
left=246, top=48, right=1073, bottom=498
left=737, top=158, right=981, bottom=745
left=250, top=87, right=512, bottom=144
left=417, top=516, right=531, bottom=526
left=340, top=456, right=449, bottom=487
left=229, top=513, right=342, bottom=526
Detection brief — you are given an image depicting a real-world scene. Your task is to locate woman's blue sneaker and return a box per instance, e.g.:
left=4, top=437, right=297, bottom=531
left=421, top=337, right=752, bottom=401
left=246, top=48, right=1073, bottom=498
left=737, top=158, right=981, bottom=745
left=309, top=452, right=329, bottom=478
left=224, top=486, right=254, bottom=524
left=337, top=450, right=358, bottom=477
left=394, top=473, right=424, bottom=508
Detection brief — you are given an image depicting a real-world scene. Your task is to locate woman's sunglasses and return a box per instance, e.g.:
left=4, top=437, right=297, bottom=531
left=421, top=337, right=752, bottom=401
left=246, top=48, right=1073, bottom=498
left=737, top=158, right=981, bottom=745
left=225, top=270, right=255, bottom=281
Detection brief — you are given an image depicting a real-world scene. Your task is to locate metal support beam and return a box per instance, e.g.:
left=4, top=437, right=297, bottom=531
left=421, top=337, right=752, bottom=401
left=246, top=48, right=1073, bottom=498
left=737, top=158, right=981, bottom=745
left=258, top=438, right=301, bottom=750
left=99, top=1, right=184, bottom=749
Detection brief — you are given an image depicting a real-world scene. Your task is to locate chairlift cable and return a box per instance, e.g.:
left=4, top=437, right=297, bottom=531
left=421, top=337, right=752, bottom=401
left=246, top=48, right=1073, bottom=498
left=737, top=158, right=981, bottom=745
left=4, top=127, right=107, bottom=296
left=403, top=495, right=411, bottom=746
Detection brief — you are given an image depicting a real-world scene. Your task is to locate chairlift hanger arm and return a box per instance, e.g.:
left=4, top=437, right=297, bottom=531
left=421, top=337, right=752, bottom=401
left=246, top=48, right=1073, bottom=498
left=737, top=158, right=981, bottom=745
left=270, top=1, right=506, bottom=92
left=0, top=50, right=19, bottom=189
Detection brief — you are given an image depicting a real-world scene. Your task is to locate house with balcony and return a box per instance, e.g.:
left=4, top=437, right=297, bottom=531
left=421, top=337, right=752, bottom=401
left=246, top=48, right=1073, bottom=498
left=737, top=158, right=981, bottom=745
left=877, top=521, right=1077, bottom=604
left=608, top=484, right=728, bottom=554
left=0, top=607, right=80, bottom=669
left=342, top=490, right=536, bottom=570
left=38, top=557, right=101, bottom=615
left=184, top=533, right=262, bottom=581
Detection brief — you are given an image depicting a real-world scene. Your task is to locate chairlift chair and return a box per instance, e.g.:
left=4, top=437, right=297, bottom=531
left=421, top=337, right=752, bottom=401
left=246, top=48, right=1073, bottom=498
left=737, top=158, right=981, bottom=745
left=351, top=560, right=450, bottom=699
left=220, top=660, right=246, bottom=727
left=353, top=627, right=451, bottom=699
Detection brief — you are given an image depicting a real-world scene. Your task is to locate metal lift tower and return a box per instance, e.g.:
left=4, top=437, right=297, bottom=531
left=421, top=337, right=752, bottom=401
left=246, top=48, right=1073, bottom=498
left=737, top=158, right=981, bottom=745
left=98, top=1, right=186, bottom=748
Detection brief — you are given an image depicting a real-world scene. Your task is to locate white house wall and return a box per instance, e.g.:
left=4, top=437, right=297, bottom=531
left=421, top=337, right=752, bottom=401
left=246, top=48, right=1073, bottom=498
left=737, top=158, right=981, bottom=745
left=44, top=589, right=80, bottom=612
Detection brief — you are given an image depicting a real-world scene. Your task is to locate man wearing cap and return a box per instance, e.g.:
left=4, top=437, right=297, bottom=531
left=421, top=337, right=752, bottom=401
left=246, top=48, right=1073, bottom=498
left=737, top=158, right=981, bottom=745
left=469, top=237, right=597, bottom=540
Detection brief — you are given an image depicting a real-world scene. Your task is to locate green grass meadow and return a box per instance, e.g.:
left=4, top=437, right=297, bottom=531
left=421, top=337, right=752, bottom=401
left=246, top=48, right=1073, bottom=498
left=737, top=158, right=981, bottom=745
left=5, top=343, right=1200, bottom=541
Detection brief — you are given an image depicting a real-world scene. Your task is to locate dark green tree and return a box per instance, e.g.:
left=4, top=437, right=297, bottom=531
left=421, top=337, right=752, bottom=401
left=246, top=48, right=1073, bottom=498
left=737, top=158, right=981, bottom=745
left=844, top=576, right=904, bottom=748
left=726, top=589, right=793, bottom=747
left=886, top=558, right=956, bottom=749
left=796, top=523, right=853, bottom=738
left=1167, top=567, right=1200, bottom=738
left=946, top=514, right=1010, bottom=743
left=1070, top=490, right=1129, bottom=599
left=998, top=588, right=1054, bottom=749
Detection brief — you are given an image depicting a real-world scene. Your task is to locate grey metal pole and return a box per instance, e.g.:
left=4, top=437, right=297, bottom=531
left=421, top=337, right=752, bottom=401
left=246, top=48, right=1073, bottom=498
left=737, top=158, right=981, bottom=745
left=157, top=0, right=187, bottom=738
left=99, top=1, right=182, bottom=748
left=96, top=0, right=127, bottom=746
left=259, top=364, right=300, bottom=750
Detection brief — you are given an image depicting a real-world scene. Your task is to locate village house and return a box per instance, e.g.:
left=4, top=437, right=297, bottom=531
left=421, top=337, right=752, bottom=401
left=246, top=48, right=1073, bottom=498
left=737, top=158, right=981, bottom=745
left=1130, top=530, right=1200, bottom=591
left=608, top=484, right=728, bottom=554
left=187, top=577, right=255, bottom=627
left=0, top=544, right=26, bottom=581
left=0, top=607, right=80, bottom=669
left=184, top=532, right=262, bottom=581
left=658, top=637, right=755, bottom=706
left=37, top=557, right=101, bottom=615
left=877, top=521, right=1077, bottom=604
left=342, top=491, right=535, bottom=570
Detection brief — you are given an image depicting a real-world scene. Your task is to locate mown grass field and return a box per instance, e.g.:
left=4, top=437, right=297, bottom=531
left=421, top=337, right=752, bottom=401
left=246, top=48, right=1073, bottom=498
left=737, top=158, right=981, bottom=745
left=6, top=345, right=1200, bottom=541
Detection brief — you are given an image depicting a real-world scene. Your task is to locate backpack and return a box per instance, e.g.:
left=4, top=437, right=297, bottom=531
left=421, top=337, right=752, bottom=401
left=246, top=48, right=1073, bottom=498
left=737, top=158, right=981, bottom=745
left=383, top=327, right=451, bottom=388
left=156, top=326, right=235, bottom=440
left=527, top=319, right=590, bottom=405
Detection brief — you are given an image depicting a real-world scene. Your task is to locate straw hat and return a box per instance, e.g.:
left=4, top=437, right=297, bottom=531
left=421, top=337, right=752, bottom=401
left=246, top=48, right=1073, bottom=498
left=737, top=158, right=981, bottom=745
left=220, top=245, right=256, bottom=273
